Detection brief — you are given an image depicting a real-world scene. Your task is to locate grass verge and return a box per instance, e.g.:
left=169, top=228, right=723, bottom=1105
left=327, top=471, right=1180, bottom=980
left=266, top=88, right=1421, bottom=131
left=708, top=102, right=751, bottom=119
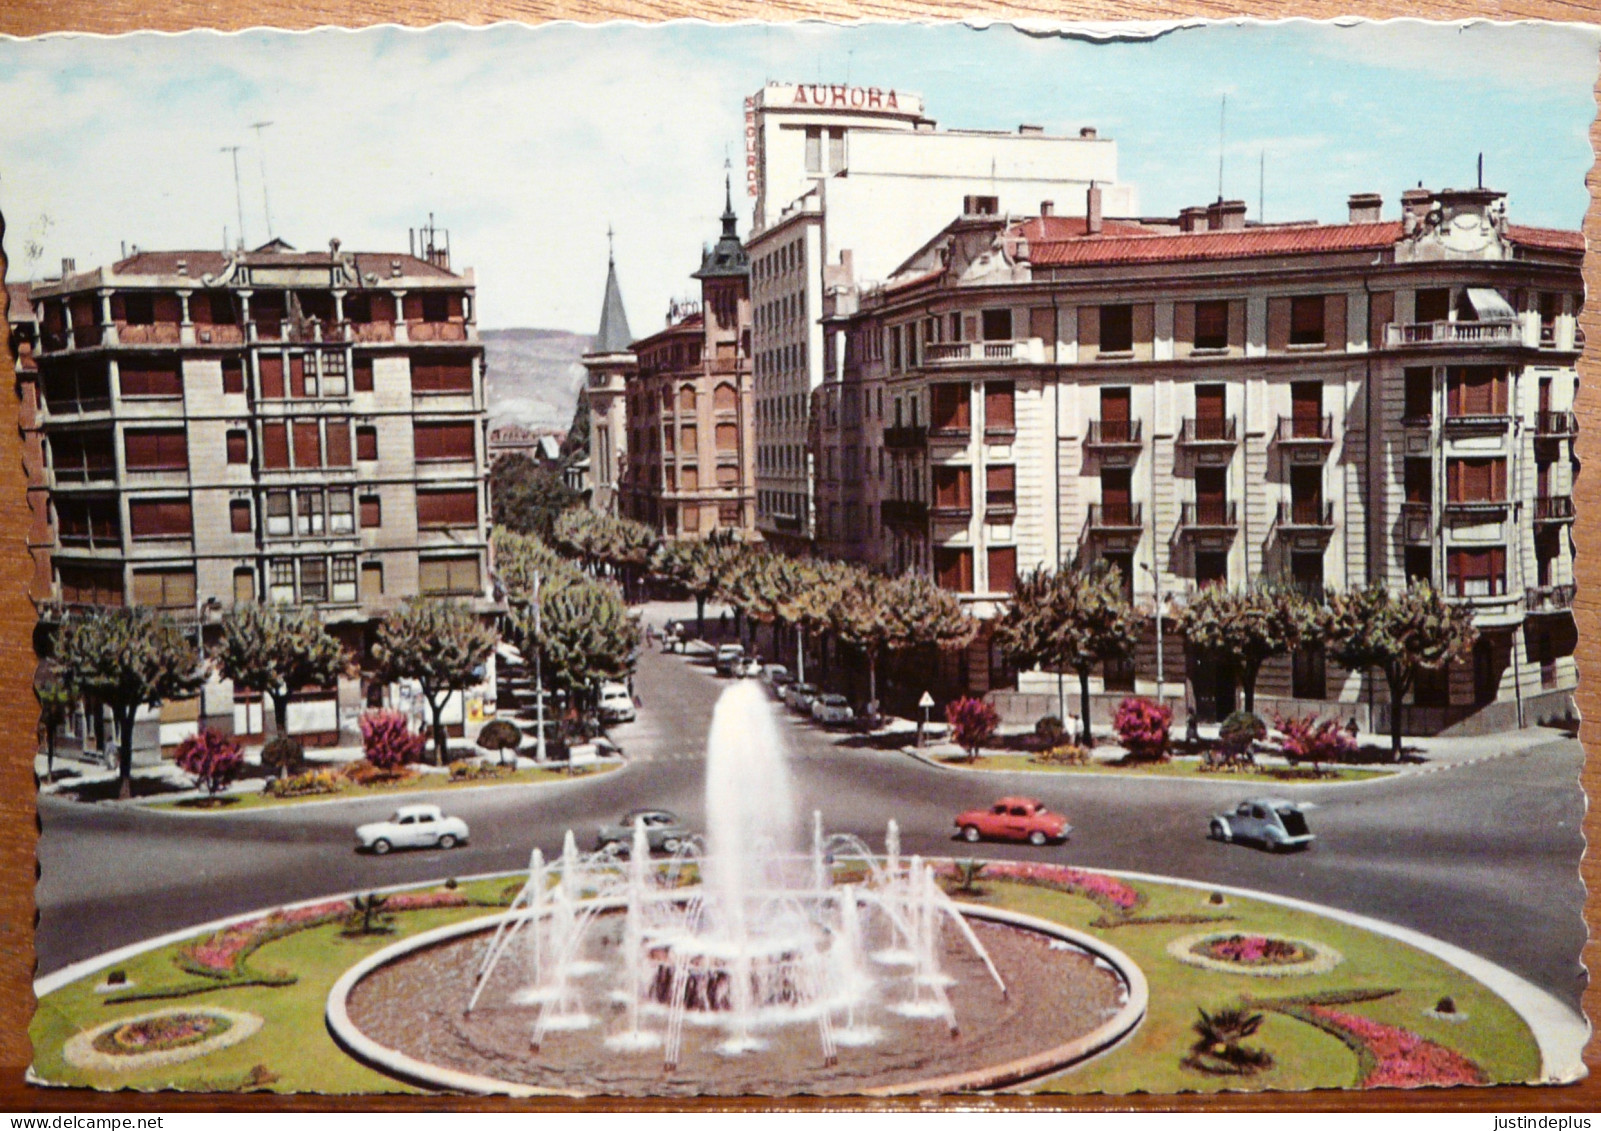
left=936, top=753, right=1388, bottom=783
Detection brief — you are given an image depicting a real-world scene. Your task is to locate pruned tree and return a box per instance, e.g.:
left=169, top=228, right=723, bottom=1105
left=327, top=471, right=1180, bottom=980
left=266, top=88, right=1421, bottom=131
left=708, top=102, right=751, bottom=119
left=507, top=576, right=640, bottom=718
left=476, top=718, right=525, bottom=766
left=211, top=603, right=351, bottom=759
left=372, top=600, right=498, bottom=765
left=1320, top=582, right=1478, bottom=760
left=994, top=563, right=1141, bottom=747
left=649, top=537, right=727, bottom=637
left=492, top=528, right=581, bottom=603
left=1173, top=582, right=1312, bottom=714
left=53, top=608, right=205, bottom=799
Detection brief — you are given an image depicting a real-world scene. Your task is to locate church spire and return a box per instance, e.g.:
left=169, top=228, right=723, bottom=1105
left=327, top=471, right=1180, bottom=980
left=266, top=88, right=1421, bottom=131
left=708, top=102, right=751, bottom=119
left=695, top=166, right=750, bottom=281
left=594, top=227, right=632, bottom=353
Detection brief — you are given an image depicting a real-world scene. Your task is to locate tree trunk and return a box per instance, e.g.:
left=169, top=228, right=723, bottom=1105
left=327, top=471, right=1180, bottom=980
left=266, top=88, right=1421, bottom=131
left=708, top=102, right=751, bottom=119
left=115, top=706, right=136, bottom=800
left=1387, top=667, right=1408, bottom=762
left=1241, top=659, right=1258, bottom=715
left=867, top=649, right=879, bottom=717
left=427, top=693, right=449, bottom=766
left=1078, top=670, right=1094, bottom=748
left=45, top=731, right=55, bottom=783
left=695, top=595, right=706, bottom=638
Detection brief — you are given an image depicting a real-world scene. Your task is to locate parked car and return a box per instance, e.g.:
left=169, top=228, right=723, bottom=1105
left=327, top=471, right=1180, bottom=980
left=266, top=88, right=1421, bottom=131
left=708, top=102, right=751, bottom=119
left=597, top=681, right=637, bottom=723
left=734, top=655, right=763, bottom=678
left=786, top=683, right=821, bottom=714
left=953, top=797, right=1070, bottom=847
left=356, top=804, right=470, bottom=855
left=714, top=644, right=745, bottom=676
left=596, top=808, right=692, bottom=855
left=767, top=670, right=795, bottom=699
left=811, top=693, right=855, bottom=725
left=1209, top=798, right=1315, bottom=852
left=761, top=663, right=790, bottom=685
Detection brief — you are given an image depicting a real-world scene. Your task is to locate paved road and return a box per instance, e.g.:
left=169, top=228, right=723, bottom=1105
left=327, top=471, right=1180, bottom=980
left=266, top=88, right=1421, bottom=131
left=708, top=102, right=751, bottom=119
left=37, top=637, right=1588, bottom=1013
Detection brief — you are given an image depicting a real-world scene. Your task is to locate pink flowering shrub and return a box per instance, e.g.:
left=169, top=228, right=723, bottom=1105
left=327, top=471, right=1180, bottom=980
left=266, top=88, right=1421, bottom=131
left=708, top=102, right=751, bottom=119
left=938, top=860, right=1142, bottom=916
left=385, top=890, right=469, bottom=912
left=1308, top=1006, right=1487, bottom=1088
left=174, top=728, right=244, bottom=796
left=179, top=900, right=347, bottom=977
left=1114, top=697, right=1173, bottom=761
left=360, top=710, right=427, bottom=770
left=945, top=697, right=1001, bottom=763
left=1197, top=933, right=1308, bottom=966
left=1275, top=714, right=1359, bottom=771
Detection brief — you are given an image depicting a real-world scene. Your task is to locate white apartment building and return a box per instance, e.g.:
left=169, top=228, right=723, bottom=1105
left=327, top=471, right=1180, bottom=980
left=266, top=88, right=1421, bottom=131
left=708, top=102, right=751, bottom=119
left=821, top=186, right=1581, bottom=735
left=745, top=82, right=1138, bottom=549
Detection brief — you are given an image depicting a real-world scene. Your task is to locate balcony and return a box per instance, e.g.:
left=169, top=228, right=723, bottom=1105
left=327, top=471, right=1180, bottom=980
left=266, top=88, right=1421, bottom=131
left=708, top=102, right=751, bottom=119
left=1176, top=417, right=1238, bottom=447
left=919, top=339, right=1042, bottom=367
left=405, top=319, right=471, bottom=343
left=1535, top=495, right=1576, bottom=525
left=984, top=494, right=1017, bottom=522
left=1179, top=501, right=1238, bottom=532
left=929, top=501, right=973, bottom=522
left=1275, top=414, right=1335, bottom=448
left=1535, top=411, right=1579, bottom=442
left=1401, top=501, right=1433, bottom=543
left=1384, top=320, right=1519, bottom=348
left=880, top=500, right=927, bottom=526
left=350, top=321, right=397, bottom=343
left=115, top=322, right=182, bottom=346
left=1275, top=499, right=1335, bottom=531
left=1443, top=495, right=1509, bottom=517
left=192, top=323, right=245, bottom=345
left=1526, top=583, right=1577, bottom=615
left=882, top=425, right=927, bottom=450
left=1085, top=419, right=1143, bottom=450
left=1086, top=502, right=1143, bottom=531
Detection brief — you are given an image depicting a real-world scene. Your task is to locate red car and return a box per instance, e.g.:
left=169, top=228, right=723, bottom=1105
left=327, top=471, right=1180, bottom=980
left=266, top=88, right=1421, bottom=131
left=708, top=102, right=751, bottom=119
left=954, top=797, right=1071, bottom=846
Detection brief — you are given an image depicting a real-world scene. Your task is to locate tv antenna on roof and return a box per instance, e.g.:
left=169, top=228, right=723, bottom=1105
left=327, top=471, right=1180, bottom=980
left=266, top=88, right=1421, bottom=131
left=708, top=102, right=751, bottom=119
left=251, top=121, right=275, bottom=240
left=1217, top=93, right=1227, bottom=202
left=221, top=145, right=246, bottom=249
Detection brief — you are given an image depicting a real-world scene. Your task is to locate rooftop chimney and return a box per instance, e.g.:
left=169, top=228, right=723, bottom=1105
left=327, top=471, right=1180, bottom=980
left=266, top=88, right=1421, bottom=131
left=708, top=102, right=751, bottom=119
left=1347, top=193, right=1383, bottom=224
left=1040, top=200, right=1056, bottom=217
left=1086, top=182, right=1103, bottom=235
left=61, top=257, right=75, bottom=276
left=1079, top=127, right=1098, bottom=139
left=1019, top=124, right=1044, bottom=136
left=1206, top=199, right=1248, bottom=232
left=1179, top=206, right=1209, bottom=233
left=1401, top=186, right=1434, bottom=222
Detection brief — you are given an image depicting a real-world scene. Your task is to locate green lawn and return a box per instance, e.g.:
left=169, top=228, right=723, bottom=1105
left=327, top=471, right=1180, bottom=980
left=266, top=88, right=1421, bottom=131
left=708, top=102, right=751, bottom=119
left=937, top=753, right=1389, bottom=784
left=31, top=873, right=1540, bottom=1095
left=146, top=762, right=620, bottom=813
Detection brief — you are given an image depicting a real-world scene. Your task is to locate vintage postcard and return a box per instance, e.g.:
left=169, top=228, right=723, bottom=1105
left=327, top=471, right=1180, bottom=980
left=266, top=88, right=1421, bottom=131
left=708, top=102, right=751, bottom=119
left=4, top=18, right=1593, bottom=1097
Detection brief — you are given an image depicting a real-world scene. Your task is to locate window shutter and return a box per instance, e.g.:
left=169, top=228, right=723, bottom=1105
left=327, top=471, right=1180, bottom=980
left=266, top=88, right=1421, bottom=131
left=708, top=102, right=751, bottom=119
left=353, top=357, right=375, bottom=392
left=226, top=430, right=249, bottom=465
left=261, top=422, right=290, bottom=469
left=985, top=382, right=1015, bottom=431
left=230, top=500, right=253, bottom=533
left=417, top=489, right=478, bottom=528
left=258, top=354, right=285, bottom=399
left=120, top=357, right=182, bottom=397
left=987, top=546, right=1017, bottom=594
left=289, top=354, right=308, bottom=398
left=715, top=422, right=739, bottom=451
left=359, top=495, right=382, bottom=528
left=128, top=499, right=192, bottom=538
left=356, top=426, right=378, bottom=461
left=222, top=357, right=245, bottom=394
left=292, top=421, right=323, bottom=468
left=324, top=419, right=352, bottom=467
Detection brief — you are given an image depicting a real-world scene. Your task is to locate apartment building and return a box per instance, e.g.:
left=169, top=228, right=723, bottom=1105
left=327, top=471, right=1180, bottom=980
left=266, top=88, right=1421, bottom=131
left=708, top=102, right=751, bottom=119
left=7, top=282, right=52, bottom=605
left=820, top=186, right=1581, bottom=734
left=28, top=234, right=494, bottom=752
left=744, top=81, right=1138, bottom=550
left=612, top=183, right=758, bottom=539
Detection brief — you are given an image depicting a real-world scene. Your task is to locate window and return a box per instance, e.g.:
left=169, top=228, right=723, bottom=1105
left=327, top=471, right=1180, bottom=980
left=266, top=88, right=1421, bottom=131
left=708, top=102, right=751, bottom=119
left=328, top=488, right=354, bottom=534
left=1290, top=381, right=1324, bottom=437
left=123, top=429, right=188, bottom=471
left=51, top=431, right=116, bottom=481
left=258, top=354, right=285, bottom=399
left=419, top=555, right=480, bottom=596
left=930, top=383, right=970, bottom=433
left=412, top=355, right=474, bottom=393
left=1404, top=458, right=1432, bottom=505
left=353, top=357, right=374, bottom=392
left=58, top=564, right=124, bottom=606
left=55, top=497, right=119, bottom=547
left=714, top=383, right=737, bottom=411
left=1195, top=550, right=1228, bottom=588
left=269, top=559, right=296, bottom=603
left=828, top=128, right=846, bottom=172
left=360, top=562, right=385, bottom=600
left=1194, top=300, right=1229, bottom=349
left=1099, top=305, right=1134, bottom=352
left=324, top=419, right=352, bottom=467
left=221, top=357, right=245, bottom=395
left=131, top=568, right=196, bottom=609
left=1446, top=366, right=1508, bottom=417
left=718, top=502, right=741, bottom=526
left=986, top=465, right=1016, bottom=513
left=300, top=557, right=328, bottom=603
left=981, top=309, right=1012, bottom=342
left=289, top=353, right=314, bottom=398
left=414, top=422, right=475, bottom=461
left=226, top=429, right=249, bottom=465
left=716, top=464, right=738, bottom=487
left=1416, top=288, right=1451, bottom=324
left=121, top=293, right=156, bottom=325
left=1101, top=386, right=1134, bottom=443
left=332, top=556, right=357, bottom=603
left=683, top=504, right=701, bottom=533
left=233, top=567, right=255, bottom=605
left=805, top=126, right=822, bottom=173
left=984, top=381, right=1015, bottom=434
left=321, top=352, right=347, bottom=397
left=1447, top=547, right=1507, bottom=597
left=230, top=499, right=253, bottom=533
left=680, top=425, right=698, bottom=453
left=261, top=422, right=290, bottom=469
left=1447, top=458, right=1507, bottom=504
left=292, top=421, right=323, bottom=468
left=266, top=491, right=292, bottom=536
left=715, top=422, right=739, bottom=452
left=128, top=498, right=192, bottom=539
left=356, top=425, right=378, bottom=461
left=1404, top=367, right=1433, bottom=422
left=42, top=359, right=110, bottom=411
left=934, top=548, right=974, bottom=592
left=119, top=357, right=182, bottom=397
left=1289, top=296, right=1326, bottom=345
left=296, top=489, right=325, bottom=535
left=1194, top=466, right=1228, bottom=524
left=359, top=494, right=381, bottom=529
left=419, top=292, right=452, bottom=323
left=987, top=546, right=1017, bottom=594
left=1539, top=292, right=1559, bottom=345
left=932, top=466, right=972, bottom=511
left=678, top=385, right=696, bottom=411
left=417, top=488, right=478, bottom=528
left=1101, top=467, right=1133, bottom=526
left=1405, top=546, right=1432, bottom=587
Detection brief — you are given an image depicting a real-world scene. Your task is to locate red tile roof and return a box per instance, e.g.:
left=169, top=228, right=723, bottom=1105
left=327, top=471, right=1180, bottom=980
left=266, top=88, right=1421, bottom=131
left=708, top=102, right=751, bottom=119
left=1026, top=221, right=1405, bottom=267
left=1507, top=224, right=1585, bottom=252
left=1013, top=216, right=1160, bottom=241
left=110, top=248, right=462, bottom=280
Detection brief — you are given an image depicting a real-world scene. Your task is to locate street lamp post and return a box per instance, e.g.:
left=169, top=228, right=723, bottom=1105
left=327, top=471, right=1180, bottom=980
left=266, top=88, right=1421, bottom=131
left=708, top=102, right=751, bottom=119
left=533, top=570, right=547, bottom=763
left=1140, top=560, right=1165, bottom=698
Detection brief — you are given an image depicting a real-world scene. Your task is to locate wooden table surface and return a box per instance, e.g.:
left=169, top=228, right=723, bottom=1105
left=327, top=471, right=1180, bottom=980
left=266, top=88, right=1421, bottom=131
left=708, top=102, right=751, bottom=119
left=0, top=0, right=1598, bottom=1111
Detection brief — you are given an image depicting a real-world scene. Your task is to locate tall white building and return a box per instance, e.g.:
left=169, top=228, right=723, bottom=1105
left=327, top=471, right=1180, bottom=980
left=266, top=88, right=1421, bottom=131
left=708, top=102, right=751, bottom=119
left=744, top=82, right=1138, bottom=548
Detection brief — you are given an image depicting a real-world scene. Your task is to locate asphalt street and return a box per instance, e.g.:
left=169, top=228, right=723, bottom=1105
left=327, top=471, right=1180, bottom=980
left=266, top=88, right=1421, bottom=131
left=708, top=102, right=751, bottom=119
left=36, top=635, right=1588, bottom=1012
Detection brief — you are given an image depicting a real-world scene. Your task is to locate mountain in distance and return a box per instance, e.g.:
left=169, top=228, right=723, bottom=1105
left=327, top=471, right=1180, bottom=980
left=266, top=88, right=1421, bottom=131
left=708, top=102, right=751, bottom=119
left=481, top=328, right=592, bottom=431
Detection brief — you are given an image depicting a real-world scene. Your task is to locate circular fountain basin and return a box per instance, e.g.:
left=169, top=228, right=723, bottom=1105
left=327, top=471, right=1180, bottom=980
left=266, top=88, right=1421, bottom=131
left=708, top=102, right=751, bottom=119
left=328, top=903, right=1147, bottom=1097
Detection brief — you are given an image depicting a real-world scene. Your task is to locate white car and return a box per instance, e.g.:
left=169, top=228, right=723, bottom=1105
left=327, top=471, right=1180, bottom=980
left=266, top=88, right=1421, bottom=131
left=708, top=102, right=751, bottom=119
left=598, top=681, right=637, bottom=723
left=761, top=663, right=790, bottom=685
left=356, top=804, right=470, bottom=855
left=811, top=694, right=855, bottom=725
left=734, top=656, right=763, bottom=678
left=714, top=644, right=745, bottom=675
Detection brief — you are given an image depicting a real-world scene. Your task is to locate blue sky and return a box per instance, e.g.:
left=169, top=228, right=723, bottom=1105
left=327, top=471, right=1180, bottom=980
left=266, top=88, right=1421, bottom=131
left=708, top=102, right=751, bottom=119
left=0, top=20, right=1595, bottom=330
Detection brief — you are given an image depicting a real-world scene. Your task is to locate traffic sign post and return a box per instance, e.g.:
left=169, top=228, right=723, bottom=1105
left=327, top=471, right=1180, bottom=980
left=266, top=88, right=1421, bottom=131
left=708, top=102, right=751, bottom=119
left=918, top=691, right=935, bottom=748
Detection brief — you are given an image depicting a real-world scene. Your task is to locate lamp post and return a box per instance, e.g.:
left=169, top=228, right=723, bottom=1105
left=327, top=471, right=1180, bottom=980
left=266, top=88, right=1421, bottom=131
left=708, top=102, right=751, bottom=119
left=1139, top=560, right=1165, bottom=698
left=533, top=571, right=547, bottom=763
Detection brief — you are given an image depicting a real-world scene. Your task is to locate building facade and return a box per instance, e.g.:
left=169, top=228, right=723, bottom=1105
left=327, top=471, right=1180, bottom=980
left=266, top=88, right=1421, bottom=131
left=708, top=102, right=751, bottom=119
left=744, top=82, right=1140, bottom=550
left=818, top=186, right=1581, bottom=734
left=616, top=184, right=759, bottom=540
left=8, top=281, right=52, bottom=606
left=29, top=235, right=494, bottom=752
left=580, top=250, right=635, bottom=514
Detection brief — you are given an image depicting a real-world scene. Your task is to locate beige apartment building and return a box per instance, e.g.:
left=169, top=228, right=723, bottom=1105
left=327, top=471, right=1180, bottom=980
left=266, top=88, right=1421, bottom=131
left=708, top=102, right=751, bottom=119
left=27, top=235, right=494, bottom=754
left=819, top=186, right=1581, bottom=734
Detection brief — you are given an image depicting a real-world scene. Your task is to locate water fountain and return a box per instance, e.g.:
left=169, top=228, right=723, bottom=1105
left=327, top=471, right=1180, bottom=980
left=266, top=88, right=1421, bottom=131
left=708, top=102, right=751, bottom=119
left=330, top=682, right=1147, bottom=1096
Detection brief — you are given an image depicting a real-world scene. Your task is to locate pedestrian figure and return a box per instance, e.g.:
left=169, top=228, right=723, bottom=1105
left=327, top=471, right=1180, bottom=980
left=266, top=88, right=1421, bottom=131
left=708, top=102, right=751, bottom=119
left=1346, top=717, right=1360, bottom=739
left=1186, top=712, right=1201, bottom=752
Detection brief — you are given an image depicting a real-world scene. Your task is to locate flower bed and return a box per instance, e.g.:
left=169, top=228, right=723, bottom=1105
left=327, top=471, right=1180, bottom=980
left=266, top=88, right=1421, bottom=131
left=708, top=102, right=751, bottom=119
left=383, top=890, right=470, bottom=912
left=938, top=860, right=1143, bottom=916
left=63, top=1008, right=263, bottom=1073
left=178, top=901, right=350, bottom=979
left=92, top=1011, right=231, bottom=1056
left=1306, top=1005, right=1488, bottom=1088
left=1168, top=931, right=1343, bottom=976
